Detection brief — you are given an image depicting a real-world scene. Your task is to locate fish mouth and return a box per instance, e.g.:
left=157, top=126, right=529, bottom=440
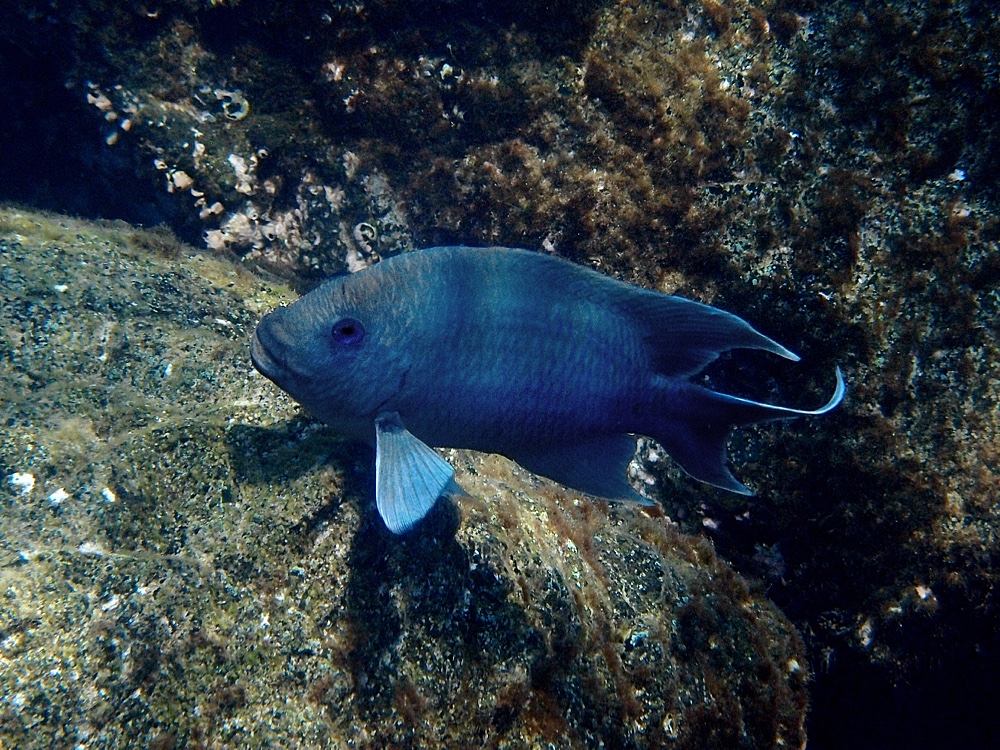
left=250, top=329, right=283, bottom=382
left=251, top=323, right=316, bottom=387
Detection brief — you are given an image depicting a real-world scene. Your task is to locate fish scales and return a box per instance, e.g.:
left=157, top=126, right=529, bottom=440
left=401, top=252, right=645, bottom=447
left=251, top=246, right=843, bottom=534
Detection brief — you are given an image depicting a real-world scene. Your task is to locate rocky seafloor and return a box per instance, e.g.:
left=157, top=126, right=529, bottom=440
left=0, top=208, right=809, bottom=747
left=2, top=0, right=999, bottom=747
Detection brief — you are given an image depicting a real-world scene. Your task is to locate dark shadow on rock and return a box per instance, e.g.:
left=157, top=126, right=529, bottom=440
left=341, top=509, right=542, bottom=722
left=225, top=418, right=361, bottom=486
left=338, top=499, right=566, bottom=743
left=226, top=419, right=374, bottom=553
left=336, top=490, right=668, bottom=747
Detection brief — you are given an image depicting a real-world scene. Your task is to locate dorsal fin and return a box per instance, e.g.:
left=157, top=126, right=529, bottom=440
left=423, top=246, right=798, bottom=377
left=607, top=290, right=800, bottom=378
left=474, top=248, right=799, bottom=378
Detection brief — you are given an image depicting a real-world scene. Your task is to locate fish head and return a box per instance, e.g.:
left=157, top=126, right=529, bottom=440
left=250, top=272, right=411, bottom=435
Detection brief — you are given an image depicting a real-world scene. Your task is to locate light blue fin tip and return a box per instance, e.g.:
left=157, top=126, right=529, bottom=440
left=375, top=413, right=455, bottom=534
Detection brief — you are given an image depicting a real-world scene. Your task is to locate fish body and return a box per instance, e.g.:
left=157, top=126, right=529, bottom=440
left=251, top=246, right=843, bottom=533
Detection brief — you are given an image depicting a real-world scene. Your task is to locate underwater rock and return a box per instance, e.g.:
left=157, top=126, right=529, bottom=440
left=4, top=0, right=1000, bottom=745
left=0, top=208, right=808, bottom=748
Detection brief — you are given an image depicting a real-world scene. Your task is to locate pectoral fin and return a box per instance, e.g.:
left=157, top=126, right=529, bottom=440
left=375, top=412, right=455, bottom=534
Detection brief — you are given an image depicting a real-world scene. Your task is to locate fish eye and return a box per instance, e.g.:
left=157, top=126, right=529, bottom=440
left=331, top=317, right=365, bottom=347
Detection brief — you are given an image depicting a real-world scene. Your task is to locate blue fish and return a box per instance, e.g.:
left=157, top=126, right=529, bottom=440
left=251, top=247, right=843, bottom=533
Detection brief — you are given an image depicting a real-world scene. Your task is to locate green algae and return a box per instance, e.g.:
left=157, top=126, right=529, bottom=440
left=1, top=208, right=807, bottom=747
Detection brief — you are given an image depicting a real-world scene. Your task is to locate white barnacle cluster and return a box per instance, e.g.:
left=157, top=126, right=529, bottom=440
left=413, top=53, right=466, bottom=88
left=352, top=222, right=377, bottom=252
left=346, top=219, right=379, bottom=272
left=201, top=146, right=412, bottom=274
left=228, top=152, right=261, bottom=195
left=343, top=151, right=360, bottom=180
left=415, top=54, right=469, bottom=128
left=163, top=166, right=194, bottom=193
left=629, top=437, right=660, bottom=488
left=6, top=473, right=117, bottom=508
left=7, top=471, right=118, bottom=516
left=323, top=59, right=347, bottom=83
left=86, top=82, right=138, bottom=145
left=358, top=170, right=411, bottom=253
left=857, top=617, right=874, bottom=648
left=190, top=84, right=251, bottom=123
left=152, top=126, right=228, bottom=219
left=214, top=88, right=250, bottom=121
left=133, top=83, right=253, bottom=227
left=207, top=169, right=340, bottom=267
left=47, top=487, right=70, bottom=505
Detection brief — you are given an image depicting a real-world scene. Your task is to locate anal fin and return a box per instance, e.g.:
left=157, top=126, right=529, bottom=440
left=511, top=434, right=653, bottom=505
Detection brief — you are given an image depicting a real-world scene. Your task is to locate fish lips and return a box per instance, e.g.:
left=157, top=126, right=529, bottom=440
left=250, top=313, right=309, bottom=386
left=249, top=328, right=280, bottom=381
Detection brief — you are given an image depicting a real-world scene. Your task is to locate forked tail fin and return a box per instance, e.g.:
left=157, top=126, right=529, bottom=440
left=651, top=368, right=845, bottom=494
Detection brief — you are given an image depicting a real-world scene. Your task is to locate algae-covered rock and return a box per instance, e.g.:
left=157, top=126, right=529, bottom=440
left=0, top=208, right=807, bottom=748
left=6, top=0, right=1000, bottom=744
